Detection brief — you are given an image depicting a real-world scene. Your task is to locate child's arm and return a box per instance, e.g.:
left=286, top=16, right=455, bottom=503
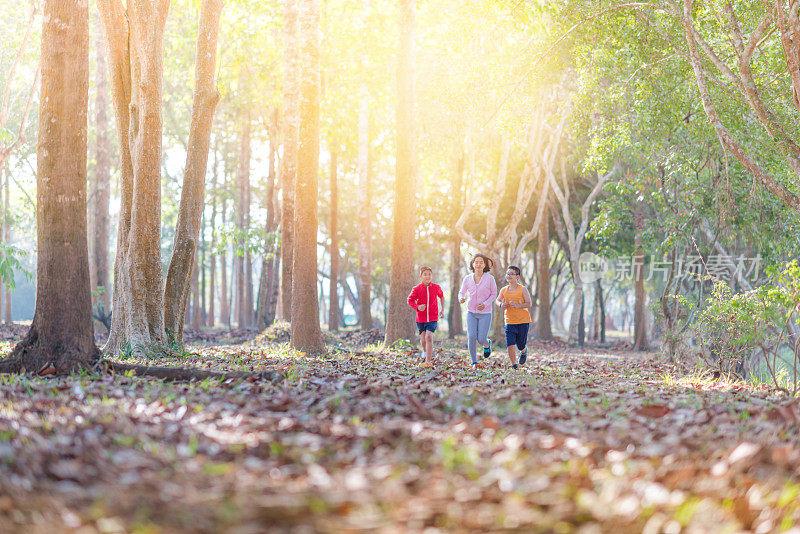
left=407, top=287, right=419, bottom=310
left=496, top=287, right=507, bottom=309
left=518, top=287, right=533, bottom=309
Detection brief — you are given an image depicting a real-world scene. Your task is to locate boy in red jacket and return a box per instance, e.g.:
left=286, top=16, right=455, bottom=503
left=407, top=266, right=444, bottom=367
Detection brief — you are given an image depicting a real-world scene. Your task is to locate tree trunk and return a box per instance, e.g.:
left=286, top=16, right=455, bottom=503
left=596, top=279, right=606, bottom=343
left=448, top=239, right=463, bottom=338
left=535, top=211, right=553, bottom=340
left=2, top=164, right=10, bottom=325
left=220, top=172, right=230, bottom=328
left=99, top=0, right=171, bottom=355
left=200, top=215, right=206, bottom=325
left=357, top=94, right=373, bottom=330
left=633, top=204, right=649, bottom=351
left=447, top=152, right=464, bottom=338
left=384, top=0, right=417, bottom=345
left=490, top=255, right=505, bottom=343
left=290, top=0, right=324, bottom=353
left=328, top=148, right=339, bottom=332
left=92, top=18, right=111, bottom=312
left=568, top=258, right=584, bottom=345
left=281, top=0, right=299, bottom=323
left=257, top=111, right=280, bottom=329
left=162, top=0, right=222, bottom=344
left=0, top=167, right=4, bottom=319
left=235, top=115, right=251, bottom=328
left=1, top=0, right=98, bottom=373
left=207, top=148, right=217, bottom=328
left=244, top=146, right=253, bottom=326
left=190, top=254, right=201, bottom=330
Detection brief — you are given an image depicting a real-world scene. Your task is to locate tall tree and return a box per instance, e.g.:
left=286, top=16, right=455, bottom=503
left=0, top=0, right=98, bottom=373
left=632, top=202, right=649, bottom=350
left=290, top=0, right=324, bottom=353
left=92, top=18, right=112, bottom=313
left=550, top=160, right=617, bottom=345
left=163, top=0, right=223, bottom=343
left=281, top=0, right=299, bottom=323
left=3, top=171, right=11, bottom=326
left=207, top=146, right=218, bottom=327
left=535, top=208, right=553, bottom=340
left=220, top=158, right=231, bottom=328
left=356, top=94, right=373, bottom=330
left=447, top=151, right=464, bottom=338
left=384, top=0, right=417, bottom=345
left=235, top=115, right=251, bottom=328
left=99, top=0, right=171, bottom=354
left=256, top=111, right=281, bottom=329
left=328, top=148, right=339, bottom=332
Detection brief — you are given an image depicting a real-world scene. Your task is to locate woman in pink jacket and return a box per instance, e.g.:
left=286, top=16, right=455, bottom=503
left=458, top=253, right=498, bottom=366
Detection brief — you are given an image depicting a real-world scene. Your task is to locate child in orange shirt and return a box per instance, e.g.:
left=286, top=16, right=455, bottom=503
left=496, top=265, right=532, bottom=369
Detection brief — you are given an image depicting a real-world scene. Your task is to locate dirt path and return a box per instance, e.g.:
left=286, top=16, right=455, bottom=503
left=1, top=330, right=799, bottom=532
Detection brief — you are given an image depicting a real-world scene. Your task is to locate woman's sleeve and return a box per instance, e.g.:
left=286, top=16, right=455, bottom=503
left=487, top=276, right=498, bottom=304
left=457, top=276, right=467, bottom=299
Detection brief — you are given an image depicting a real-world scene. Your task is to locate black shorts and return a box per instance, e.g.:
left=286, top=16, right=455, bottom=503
left=504, top=322, right=529, bottom=350
left=416, top=321, right=438, bottom=334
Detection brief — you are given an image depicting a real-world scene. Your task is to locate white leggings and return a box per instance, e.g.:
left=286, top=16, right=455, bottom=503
left=466, top=311, right=492, bottom=364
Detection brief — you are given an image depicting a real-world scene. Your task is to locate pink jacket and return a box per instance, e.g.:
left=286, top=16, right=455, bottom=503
left=458, top=273, right=497, bottom=314
left=407, top=283, right=444, bottom=323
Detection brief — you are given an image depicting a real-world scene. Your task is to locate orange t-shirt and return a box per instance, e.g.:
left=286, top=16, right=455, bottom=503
left=499, top=284, right=531, bottom=325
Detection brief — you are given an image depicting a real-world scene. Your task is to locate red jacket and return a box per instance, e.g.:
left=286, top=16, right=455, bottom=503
left=407, top=283, right=444, bottom=323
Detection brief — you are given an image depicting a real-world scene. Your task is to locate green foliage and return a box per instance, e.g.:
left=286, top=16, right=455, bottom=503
left=0, top=243, right=29, bottom=291
left=697, top=262, right=800, bottom=393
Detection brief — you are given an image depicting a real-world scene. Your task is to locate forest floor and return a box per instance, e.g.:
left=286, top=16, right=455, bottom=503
left=1, top=323, right=800, bottom=533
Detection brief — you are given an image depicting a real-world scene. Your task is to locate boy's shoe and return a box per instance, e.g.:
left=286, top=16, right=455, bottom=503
left=420, top=361, right=434, bottom=368
left=519, top=348, right=528, bottom=366
left=512, top=364, right=519, bottom=370
left=482, top=341, right=492, bottom=360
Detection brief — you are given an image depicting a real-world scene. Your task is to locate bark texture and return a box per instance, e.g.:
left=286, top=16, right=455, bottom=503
left=281, top=0, right=299, bottom=322
left=256, top=112, right=281, bottom=330
left=92, top=19, right=111, bottom=311
left=290, top=0, right=324, bottom=353
left=99, top=0, right=171, bottom=355
left=1, top=0, right=99, bottom=373
left=384, top=0, right=418, bottom=345
left=163, top=0, right=223, bottom=343
left=535, top=212, right=553, bottom=340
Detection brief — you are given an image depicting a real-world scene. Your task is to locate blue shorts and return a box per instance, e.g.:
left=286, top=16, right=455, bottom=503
left=416, top=321, right=438, bottom=334
left=504, top=323, right=529, bottom=350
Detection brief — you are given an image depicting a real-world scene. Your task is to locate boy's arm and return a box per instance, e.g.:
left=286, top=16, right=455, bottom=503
left=519, top=287, right=533, bottom=309
left=407, top=287, right=418, bottom=309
